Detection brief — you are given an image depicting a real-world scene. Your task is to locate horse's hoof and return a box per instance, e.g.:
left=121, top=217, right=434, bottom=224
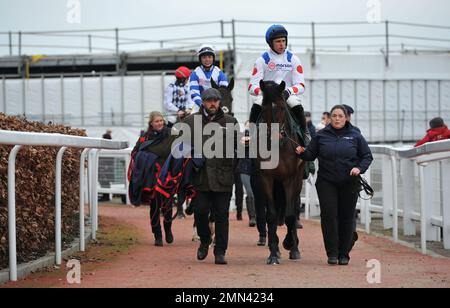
left=276, top=249, right=281, bottom=259
left=283, top=238, right=294, bottom=251
left=267, top=257, right=280, bottom=265
left=289, top=250, right=301, bottom=260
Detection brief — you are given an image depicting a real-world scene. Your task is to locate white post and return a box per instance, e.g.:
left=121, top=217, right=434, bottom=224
left=8, top=145, right=22, bottom=282
left=125, top=151, right=131, bottom=205
left=91, top=149, right=100, bottom=239
left=305, top=179, right=310, bottom=220
left=401, top=159, right=416, bottom=236
left=382, top=156, right=394, bottom=229
left=55, top=147, right=67, bottom=265
left=442, top=159, right=450, bottom=249
left=423, top=163, right=441, bottom=242
left=363, top=168, right=372, bottom=234
left=391, top=155, right=399, bottom=242
left=419, top=164, right=427, bottom=254
left=79, top=149, right=90, bottom=252
left=308, top=165, right=320, bottom=217
left=95, top=149, right=100, bottom=234
left=90, top=150, right=96, bottom=239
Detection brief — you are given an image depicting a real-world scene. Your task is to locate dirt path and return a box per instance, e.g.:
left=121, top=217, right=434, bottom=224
left=2, top=204, right=450, bottom=288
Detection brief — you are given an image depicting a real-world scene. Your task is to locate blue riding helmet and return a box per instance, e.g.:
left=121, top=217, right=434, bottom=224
left=265, top=24, right=288, bottom=45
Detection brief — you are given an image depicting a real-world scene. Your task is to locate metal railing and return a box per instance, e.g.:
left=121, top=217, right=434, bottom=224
left=303, top=139, right=450, bottom=254
left=97, top=149, right=131, bottom=205
left=2, top=20, right=450, bottom=66
left=0, top=130, right=128, bottom=281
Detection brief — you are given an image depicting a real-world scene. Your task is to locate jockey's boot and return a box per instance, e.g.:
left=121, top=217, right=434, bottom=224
left=291, top=105, right=310, bottom=147
left=291, top=105, right=315, bottom=178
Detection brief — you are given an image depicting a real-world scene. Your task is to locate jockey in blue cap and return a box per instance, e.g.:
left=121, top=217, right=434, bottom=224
left=248, top=24, right=310, bottom=145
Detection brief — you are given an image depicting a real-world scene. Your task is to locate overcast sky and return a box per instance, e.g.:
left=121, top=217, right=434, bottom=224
left=0, top=0, right=449, bottom=55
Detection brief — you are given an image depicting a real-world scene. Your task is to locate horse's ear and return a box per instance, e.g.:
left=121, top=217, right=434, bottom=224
left=227, top=78, right=235, bottom=91
left=259, top=80, right=265, bottom=91
left=279, top=81, right=286, bottom=91
left=211, top=78, right=219, bottom=89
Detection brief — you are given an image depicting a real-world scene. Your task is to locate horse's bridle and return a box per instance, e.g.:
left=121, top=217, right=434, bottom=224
left=280, top=123, right=301, bottom=148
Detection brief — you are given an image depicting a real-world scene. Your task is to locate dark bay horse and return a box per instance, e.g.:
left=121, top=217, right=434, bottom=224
left=211, top=78, right=234, bottom=114
left=257, top=80, right=306, bottom=265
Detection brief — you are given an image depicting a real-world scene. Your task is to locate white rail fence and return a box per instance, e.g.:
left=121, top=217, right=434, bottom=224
left=304, top=139, right=450, bottom=254
left=0, top=130, right=128, bottom=281
left=96, top=149, right=132, bottom=205
left=2, top=129, right=448, bottom=283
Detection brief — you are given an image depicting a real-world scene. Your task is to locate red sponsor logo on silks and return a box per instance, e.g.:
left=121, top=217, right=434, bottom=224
left=252, top=67, right=258, bottom=76
left=292, top=87, right=299, bottom=94
left=255, top=88, right=261, bottom=95
left=268, top=62, right=276, bottom=71
left=297, top=65, right=303, bottom=74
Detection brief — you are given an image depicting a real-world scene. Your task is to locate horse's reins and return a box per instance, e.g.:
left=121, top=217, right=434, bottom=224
left=280, top=123, right=302, bottom=148
left=354, top=175, right=374, bottom=200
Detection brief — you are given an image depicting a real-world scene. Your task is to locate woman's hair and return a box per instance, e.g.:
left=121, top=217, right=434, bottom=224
left=330, top=105, right=349, bottom=118
left=148, top=111, right=165, bottom=130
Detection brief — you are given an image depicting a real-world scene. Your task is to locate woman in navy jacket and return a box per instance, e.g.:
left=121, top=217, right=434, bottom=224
left=296, top=105, right=373, bottom=266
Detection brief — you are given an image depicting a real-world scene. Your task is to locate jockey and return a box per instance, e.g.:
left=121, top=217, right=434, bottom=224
left=248, top=24, right=310, bottom=144
left=164, top=66, right=194, bottom=125
left=189, top=44, right=229, bottom=109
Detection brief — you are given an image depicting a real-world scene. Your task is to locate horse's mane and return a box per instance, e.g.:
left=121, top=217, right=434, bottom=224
left=260, top=81, right=298, bottom=145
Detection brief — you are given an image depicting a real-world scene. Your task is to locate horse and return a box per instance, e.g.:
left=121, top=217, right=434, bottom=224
left=256, top=80, right=307, bottom=265
left=211, top=78, right=235, bottom=115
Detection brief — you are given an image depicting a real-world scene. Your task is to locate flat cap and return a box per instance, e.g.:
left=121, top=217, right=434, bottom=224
left=201, top=88, right=222, bottom=101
